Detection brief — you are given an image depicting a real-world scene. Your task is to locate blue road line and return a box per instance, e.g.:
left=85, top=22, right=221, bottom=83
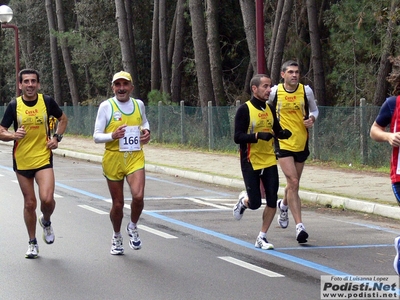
left=55, top=182, right=108, bottom=200
left=321, top=216, right=400, bottom=235
left=2, top=169, right=395, bottom=282
left=143, top=211, right=400, bottom=295
left=53, top=180, right=352, bottom=276
left=0, top=165, right=13, bottom=172
left=144, top=210, right=350, bottom=276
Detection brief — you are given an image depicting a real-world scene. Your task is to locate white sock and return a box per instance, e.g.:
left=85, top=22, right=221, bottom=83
left=280, top=201, right=288, bottom=210
left=296, top=223, right=305, bottom=230
left=128, top=222, right=137, bottom=229
left=113, top=232, right=122, bottom=238
left=259, top=232, right=266, bottom=238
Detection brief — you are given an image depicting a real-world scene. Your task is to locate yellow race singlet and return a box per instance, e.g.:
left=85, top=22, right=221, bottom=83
left=15, top=94, right=51, bottom=170
left=102, top=98, right=145, bottom=181
left=275, top=83, right=308, bottom=152
left=105, top=98, right=143, bottom=151
left=245, top=101, right=277, bottom=170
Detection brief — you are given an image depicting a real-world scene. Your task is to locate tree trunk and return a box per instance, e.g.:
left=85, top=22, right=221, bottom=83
left=171, top=0, right=186, bottom=103
left=151, top=0, right=161, bottom=91
left=45, top=0, right=62, bottom=105
left=206, top=0, right=230, bottom=137
left=115, top=0, right=138, bottom=97
left=373, top=0, right=398, bottom=105
left=206, top=0, right=225, bottom=106
left=306, top=0, right=326, bottom=105
left=159, top=0, right=170, bottom=94
left=238, top=0, right=257, bottom=76
left=270, top=0, right=294, bottom=84
left=124, top=0, right=139, bottom=98
left=55, top=0, right=79, bottom=106
left=189, top=0, right=215, bottom=134
left=267, top=0, right=284, bottom=73
left=168, top=5, right=177, bottom=71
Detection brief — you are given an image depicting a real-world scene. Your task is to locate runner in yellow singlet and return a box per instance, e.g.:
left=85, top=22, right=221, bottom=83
left=233, top=74, right=291, bottom=250
left=93, top=71, right=150, bottom=255
left=0, top=69, right=68, bottom=258
left=269, top=60, right=319, bottom=244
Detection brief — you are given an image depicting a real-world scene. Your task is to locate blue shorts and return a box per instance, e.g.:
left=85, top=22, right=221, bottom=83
left=392, top=182, right=400, bottom=206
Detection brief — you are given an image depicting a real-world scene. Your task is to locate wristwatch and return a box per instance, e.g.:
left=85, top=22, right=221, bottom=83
left=53, top=133, right=63, bottom=142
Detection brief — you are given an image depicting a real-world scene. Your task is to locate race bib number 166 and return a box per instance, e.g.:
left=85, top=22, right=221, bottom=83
left=119, top=126, right=141, bottom=152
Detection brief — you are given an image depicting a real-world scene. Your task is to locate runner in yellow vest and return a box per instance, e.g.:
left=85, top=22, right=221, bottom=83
left=233, top=74, right=291, bottom=250
left=0, top=69, right=68, bottom=258
left=269, top=60, right=319, bottom=243
left=93, top=71, right=150, bottom=255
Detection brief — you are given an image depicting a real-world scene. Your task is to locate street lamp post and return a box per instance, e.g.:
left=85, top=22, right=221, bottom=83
left=0, top=5, right=20, bottom=97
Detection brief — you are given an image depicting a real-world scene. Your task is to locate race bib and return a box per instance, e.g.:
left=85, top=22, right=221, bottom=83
left=119, top=126, right=141, bottom=152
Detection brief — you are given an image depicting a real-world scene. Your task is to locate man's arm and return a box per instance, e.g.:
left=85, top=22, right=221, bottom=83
left=93, top=101, right=114, bottom=143
left=55, top=112, right=68, bottom=136
left=0, top=125, right=26, bottom=141
left=305, top=85, right=319, bottom=121
left=370, top=121, right=400, bottom=147
left=233, top=103, right=257, bottom=144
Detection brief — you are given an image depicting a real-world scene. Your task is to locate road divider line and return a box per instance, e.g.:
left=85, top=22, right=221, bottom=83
left=78, top=204, right=108, bottom=215
left=77, top=204, right=178, bottom=239
left=186, top=197, right=228, bottom=209
left=138, top=224, right=177, bottom=239
left=218, top=256, right=284, bottom=277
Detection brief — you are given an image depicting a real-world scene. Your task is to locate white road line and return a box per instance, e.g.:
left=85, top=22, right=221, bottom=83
left=78, top=204, right=108, bottom=215
left=78, top=204, right=178, bottom=239
left=138, top=224, right=177, bottom=239
left=218, top=256, right=285, bottom=278
left=186, top=197, right=228, bottom=209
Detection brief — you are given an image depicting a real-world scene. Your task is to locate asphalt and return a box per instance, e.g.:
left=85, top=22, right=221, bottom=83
left=2, top=135, right=400, bottom=220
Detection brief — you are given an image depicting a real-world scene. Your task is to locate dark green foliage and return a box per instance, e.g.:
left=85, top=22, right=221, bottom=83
left=0, top=0, right=399, bottom=108
left=323, top=0, right=392, bottom=105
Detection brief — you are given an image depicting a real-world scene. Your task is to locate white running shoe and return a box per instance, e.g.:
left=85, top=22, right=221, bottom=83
left=39, top=215, right=55, bottom=244
left=255, top=236, right=274, bottom=250
left=233, top=191, right=247, bottom=220
left=277, top=199, right=289, bottom=228
left=25, top=242, right=39, bottom=259
left=296, top=224, right=308, bottom=243
left=110, top=236, right=124, bottom=255
left=126, top=225, right=142, bottom=250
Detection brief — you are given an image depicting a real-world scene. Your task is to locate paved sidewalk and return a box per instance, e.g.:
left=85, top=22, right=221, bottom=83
left=3, top=135, right=400, bottom=220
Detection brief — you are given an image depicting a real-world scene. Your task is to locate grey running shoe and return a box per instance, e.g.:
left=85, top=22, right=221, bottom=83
left=110, top=236, right=124, bottom=255
left=39, top=215, right=55, bottom=244
left=25, top=242, right=39, bottom=259
left=255, top=236, right=274, bottom=250
left=233, top=191, right=247, bottom=220
left=126, top=224, right=142, bottom=250
left=277, top=199, right=289, bottom=228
